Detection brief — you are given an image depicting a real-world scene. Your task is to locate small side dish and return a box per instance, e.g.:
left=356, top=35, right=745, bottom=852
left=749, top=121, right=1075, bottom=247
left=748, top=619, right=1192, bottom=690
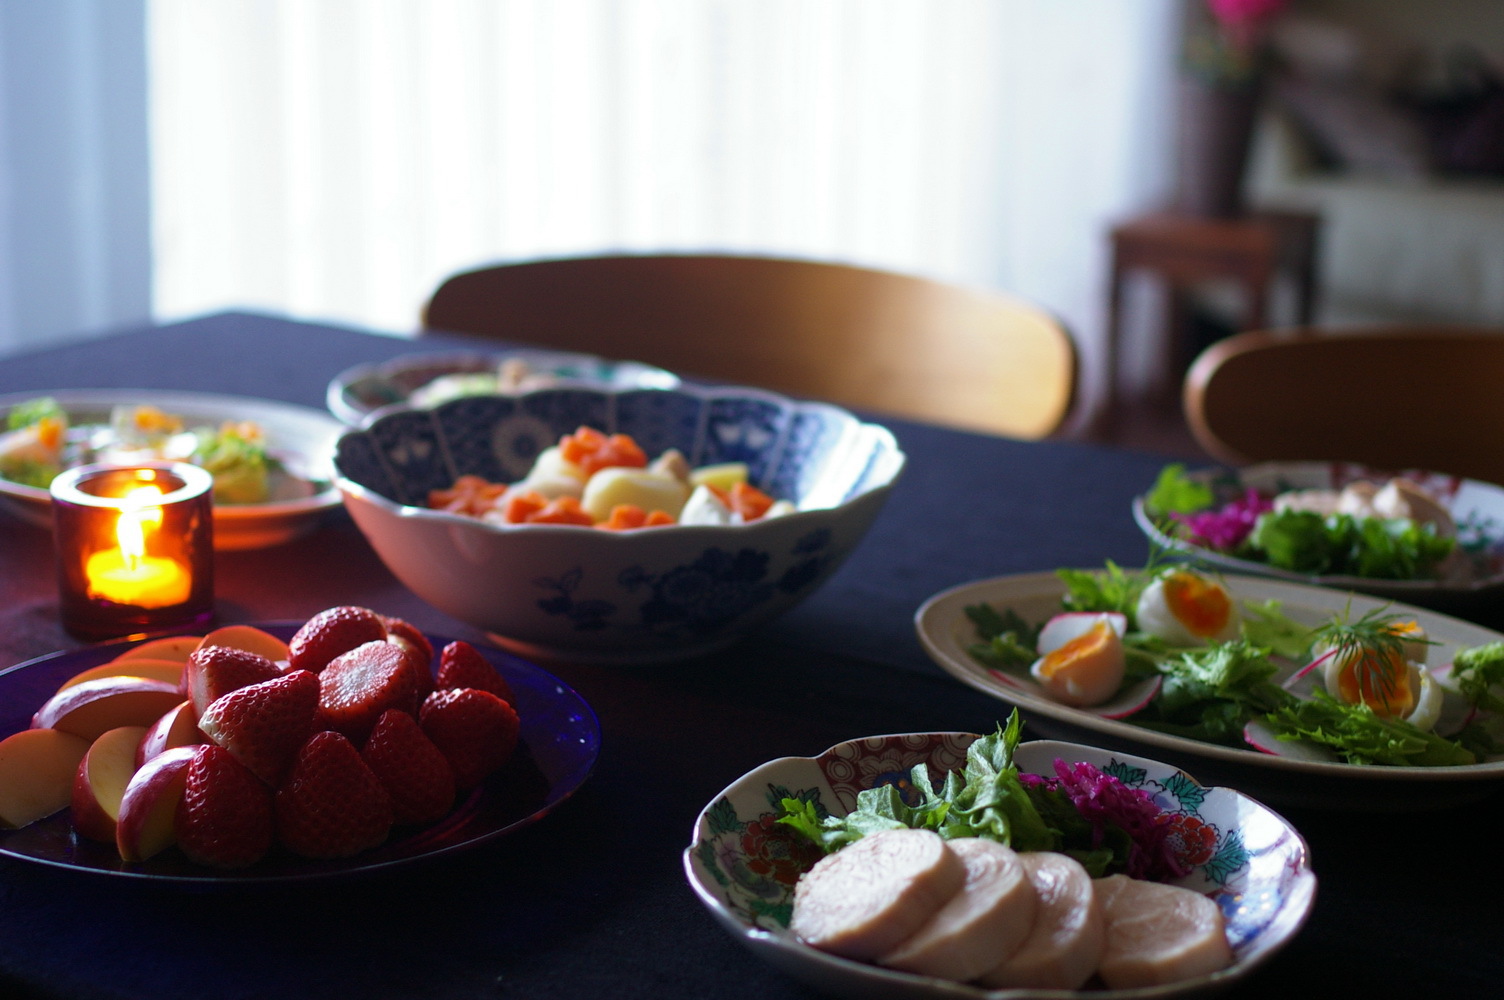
left=961, top=561, right=1503, bottom=767
left=685, top=727, right=1314, bottom=1000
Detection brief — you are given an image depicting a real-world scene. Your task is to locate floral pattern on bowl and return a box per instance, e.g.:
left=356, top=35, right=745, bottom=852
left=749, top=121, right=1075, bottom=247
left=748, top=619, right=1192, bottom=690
left=684, top=733, right=1316, bottom=1000
left=333, top=384, right=904, bottom=663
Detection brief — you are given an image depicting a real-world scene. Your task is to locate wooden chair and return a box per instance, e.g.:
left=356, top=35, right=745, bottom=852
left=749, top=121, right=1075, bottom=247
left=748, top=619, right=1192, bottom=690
left=1183, top=325, right=1504, bottom=486
left=423, top=254, right=1077, bottom=438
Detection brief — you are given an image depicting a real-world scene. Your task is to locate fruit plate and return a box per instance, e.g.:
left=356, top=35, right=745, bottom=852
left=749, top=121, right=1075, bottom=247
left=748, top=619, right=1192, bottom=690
left=915, top=572, right=1504, bottom=811
left=684, top=733, right=1316, bottom=1000
left=0, top=389, right=344, bottom=550
left=326, top=349, right=681, bottom=425
left=1131, top=461, right=1504, bottom=618
left=0, top=624, right=601, bottom=883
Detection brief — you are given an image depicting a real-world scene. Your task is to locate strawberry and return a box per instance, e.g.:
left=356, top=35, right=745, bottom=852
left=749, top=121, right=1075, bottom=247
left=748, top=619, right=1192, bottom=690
left=361, top=709, right=456, bottom=825
left=434, top=641, right=516, bottom=707
left=175, top=744, right=274, bottom=869
left=286, top=605, right=388, bottom=674
left=381, top=615, right=434, bottom=697
left=198, top=670, right=320, bottom=786
left=276, top=731, right=393, bottom=859
left=419, top=687, right=520, bottom=790
left=183, top=645, right=283, bottom=719
left=317, top=641, right=424, bottom=743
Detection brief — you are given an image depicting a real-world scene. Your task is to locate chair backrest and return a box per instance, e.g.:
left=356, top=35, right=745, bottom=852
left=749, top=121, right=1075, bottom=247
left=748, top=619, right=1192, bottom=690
left=1183, top=325, right=1504, bottom=486
left=423, top=254, right=1076, bottom=438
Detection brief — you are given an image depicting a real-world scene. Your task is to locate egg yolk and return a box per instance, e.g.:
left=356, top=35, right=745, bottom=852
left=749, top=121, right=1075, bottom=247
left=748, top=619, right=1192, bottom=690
left=1333, top=649, right=1416, bottom=718
left=1033, top=620, right=1124, bottom=706
left=1161, top=572, right=1233, bottom=638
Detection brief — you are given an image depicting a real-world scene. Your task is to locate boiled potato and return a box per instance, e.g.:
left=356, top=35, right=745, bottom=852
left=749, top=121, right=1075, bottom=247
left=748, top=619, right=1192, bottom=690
left=581, top=467, right=690, bottom=522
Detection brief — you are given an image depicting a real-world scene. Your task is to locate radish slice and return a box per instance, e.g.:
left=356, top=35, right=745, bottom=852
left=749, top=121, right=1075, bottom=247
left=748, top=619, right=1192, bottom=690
left=1242, top=720, right=1340, bottom=762
left=1088, top=675, right=1162, bottom=719
left=1037, top=612, right=1127, bottom=653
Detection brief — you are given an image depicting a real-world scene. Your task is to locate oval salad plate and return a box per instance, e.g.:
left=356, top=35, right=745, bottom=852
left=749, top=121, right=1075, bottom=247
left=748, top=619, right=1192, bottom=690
left=0, top=624, right=601, bottom=884
left=1131, top=461, right=1504, bottom=617
left=916, top=572, right=1504, bottom=810
left=0, top=389, right=344, bottom=550
left=685, top=732, right=1315, bottom=1000
left=326, top=349, right=680, bottom=425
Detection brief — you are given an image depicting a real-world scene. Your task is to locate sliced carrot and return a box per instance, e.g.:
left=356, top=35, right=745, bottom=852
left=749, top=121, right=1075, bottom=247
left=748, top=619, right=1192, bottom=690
left=527, top=495, right=595, bottom=526
left=728, top=482, right=775, bottom=521
left=599, top=504, right=649, bottom=531
left=429, top=475, right=505, bottom=516
left=503, top=490, right=549, bottom=524
left=558, top=425, right=647, bottom=477
left=643, top=510, right=675, bottom=527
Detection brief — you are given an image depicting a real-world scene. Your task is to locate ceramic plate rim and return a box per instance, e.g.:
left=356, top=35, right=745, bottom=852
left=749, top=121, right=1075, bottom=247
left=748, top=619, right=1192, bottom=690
left=0, top=388, right=343, bottom=519
left=915, top=571, right=1504, bottom=784
left=0, top=622, right=601, bottom=884
left=683, top=732, right=1316, bottom=1000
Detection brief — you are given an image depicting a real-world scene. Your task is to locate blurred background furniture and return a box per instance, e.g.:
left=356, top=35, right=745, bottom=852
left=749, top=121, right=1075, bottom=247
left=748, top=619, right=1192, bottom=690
left=1183, top=324, right=1504, bottom=486
left=423, top=254, right=1077, bottom=440
left=1103, top=210, right=1321, bottom=420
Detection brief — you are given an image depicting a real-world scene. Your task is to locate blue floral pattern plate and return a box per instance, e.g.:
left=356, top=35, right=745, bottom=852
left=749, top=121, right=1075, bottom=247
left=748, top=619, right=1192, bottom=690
left=684, top=733, right=1315, bottom=1000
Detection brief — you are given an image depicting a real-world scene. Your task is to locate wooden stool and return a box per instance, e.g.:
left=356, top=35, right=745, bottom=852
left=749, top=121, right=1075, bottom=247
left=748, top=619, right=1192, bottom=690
left=1102, top=210, right=1320, bottom=423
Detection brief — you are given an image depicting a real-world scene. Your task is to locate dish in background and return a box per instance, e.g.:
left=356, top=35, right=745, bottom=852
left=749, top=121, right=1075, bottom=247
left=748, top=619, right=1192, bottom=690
left=0, top=622, right=600, bottom=884
left=1132, top=461, right=1504, bottom=617
left=916, top=571, right=1504, bottom=810
left=0, top=389, right=343, bottom=550
left=333, top=383, right=904, bottom=664
left=684, top=732, right=1315, bottom=1000
left=326, top=350, right=681, bottom=425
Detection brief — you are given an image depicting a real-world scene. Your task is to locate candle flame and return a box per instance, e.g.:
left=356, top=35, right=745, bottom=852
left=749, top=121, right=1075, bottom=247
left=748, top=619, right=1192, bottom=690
left=116, top=485, right=165, bottom=569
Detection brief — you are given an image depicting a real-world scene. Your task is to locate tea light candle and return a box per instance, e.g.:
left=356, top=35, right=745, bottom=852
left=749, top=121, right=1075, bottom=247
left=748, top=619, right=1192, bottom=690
left=51, top=463, right=215, bottom=639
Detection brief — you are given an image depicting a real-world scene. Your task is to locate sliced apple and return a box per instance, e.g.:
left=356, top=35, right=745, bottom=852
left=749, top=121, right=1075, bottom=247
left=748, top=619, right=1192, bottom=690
left=114, top=745, right=195, bottom=861
left=135, top=700, right=206, bottom=768
left=0, top=728, right=92, bottom=829
left=70, top=725, right=148, bottom=843
left=196, top=625, right=290, bottom=665
left=110, top=635, right=201, bottom=666
left=31, top=677, right=183, bottom=742
left=56, top=658, right=187, bottom=693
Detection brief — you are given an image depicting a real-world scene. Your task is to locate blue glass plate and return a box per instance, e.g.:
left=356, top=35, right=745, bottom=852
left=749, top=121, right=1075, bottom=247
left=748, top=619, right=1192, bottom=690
left=0, top=624, right=601, bottom=884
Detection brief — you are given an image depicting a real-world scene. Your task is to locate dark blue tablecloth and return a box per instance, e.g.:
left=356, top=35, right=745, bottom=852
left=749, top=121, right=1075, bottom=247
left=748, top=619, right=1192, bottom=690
left=0, top=312, right=1498, bottom=1000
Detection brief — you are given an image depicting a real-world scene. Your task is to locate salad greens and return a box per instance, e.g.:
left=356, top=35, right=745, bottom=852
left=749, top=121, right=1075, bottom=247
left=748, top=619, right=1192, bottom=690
left=778, top=712, right=1187, bottom=881
left=1146, top=463, right=1458, bottom=581
left=964, top=562, right=1497, bottom=767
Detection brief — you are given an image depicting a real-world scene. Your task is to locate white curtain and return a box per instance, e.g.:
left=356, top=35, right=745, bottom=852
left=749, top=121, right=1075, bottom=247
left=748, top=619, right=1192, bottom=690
left=148, top=0, right=1179, bottom=409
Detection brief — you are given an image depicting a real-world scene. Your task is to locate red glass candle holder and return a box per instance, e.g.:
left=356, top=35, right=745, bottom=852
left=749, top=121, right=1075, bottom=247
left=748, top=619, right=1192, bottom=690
left=50, top=463, right=215, bottom=640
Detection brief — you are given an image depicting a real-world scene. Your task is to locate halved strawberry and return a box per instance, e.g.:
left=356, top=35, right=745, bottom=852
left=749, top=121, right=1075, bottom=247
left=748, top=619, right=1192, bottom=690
left=419, top=687, right=520, bottom=790
left=381, top=615, right=434, bottom=697
left=183, top=645, right=283, bottom=720
left=198, top=670, right=320, bottom=786
left=361, top=709, right=456, bottom=825
left=318, top=641, right=423, bottom=743
left=434, top=641, right=516, bottom=707
left=175, top=744, right=274, bottom=869
left=276, top=731, right=393, bottom=859
left=286, top=606, right=388, bottom=674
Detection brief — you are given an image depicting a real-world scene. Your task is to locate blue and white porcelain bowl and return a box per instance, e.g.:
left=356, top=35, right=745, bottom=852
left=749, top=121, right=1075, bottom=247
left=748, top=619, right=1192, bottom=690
left=684, top=734, right=1316, bottom=1000
left=333, top=384, right=905, bottom=663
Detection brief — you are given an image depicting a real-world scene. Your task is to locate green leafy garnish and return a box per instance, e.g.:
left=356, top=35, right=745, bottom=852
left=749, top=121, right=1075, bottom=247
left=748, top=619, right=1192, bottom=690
left=1056, top=561, right=1147, bottom=622
left=1144, top=462, right=1215, bottom=516
left=192, top=424, right=271, bottom=504
left=6, top=396, right=64, bottom=431
left=1264, top=690, right=1475, bottom=766
left=1451, top=642, right=1504, bottom=715
left=1247, top=509, right=1455, bottom=580
left=1238, top=599, right=1316, bottom=660
left=965, top=603, right=1042, bottom=671
left=1132, top=639, right=1296, bottom=746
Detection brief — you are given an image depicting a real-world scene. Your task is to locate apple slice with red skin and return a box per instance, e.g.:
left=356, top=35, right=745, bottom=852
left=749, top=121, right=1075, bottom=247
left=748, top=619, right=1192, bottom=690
left=195, top=625, right=291, bottom=666
left=0, top=728, right=92, bottom=829
left=70, top=725, right=148, bottom=843
left=31, top=677, right=183, bottom=742
left=115, top=745, right=196, bottom=861
left=56, top=658, right=186, bottom=693
left=135, top=700, right=206, bottom=768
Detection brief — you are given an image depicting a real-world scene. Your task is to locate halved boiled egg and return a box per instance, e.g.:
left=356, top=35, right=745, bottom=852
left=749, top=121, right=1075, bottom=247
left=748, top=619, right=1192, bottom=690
left=1134, top=570, right=1240, bottom=646
left=1317, top=642, right=1444, bottom=731
left=1030, top=613, right=1127, bottom=708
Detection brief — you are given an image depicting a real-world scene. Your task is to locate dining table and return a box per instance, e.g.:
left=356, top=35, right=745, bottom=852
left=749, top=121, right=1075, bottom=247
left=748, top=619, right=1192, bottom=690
left=0, top=309, right=1499, bottom=1000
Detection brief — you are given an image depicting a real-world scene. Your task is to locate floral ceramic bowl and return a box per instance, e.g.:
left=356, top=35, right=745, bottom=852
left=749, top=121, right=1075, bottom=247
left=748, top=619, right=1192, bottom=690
left=684, top=733, right=1316, bottom=1000
left=333, top=384, right=905, bottom=663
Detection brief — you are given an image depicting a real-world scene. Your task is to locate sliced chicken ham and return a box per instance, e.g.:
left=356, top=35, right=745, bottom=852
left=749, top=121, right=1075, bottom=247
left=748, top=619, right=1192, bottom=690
left=1094, top=873, right=1233, bottom=988
left=976, top=851, right=1104, bottom=990
left=790, top=828, right=966, bottom=961
left=877, top=838, right=1037, bottom=980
